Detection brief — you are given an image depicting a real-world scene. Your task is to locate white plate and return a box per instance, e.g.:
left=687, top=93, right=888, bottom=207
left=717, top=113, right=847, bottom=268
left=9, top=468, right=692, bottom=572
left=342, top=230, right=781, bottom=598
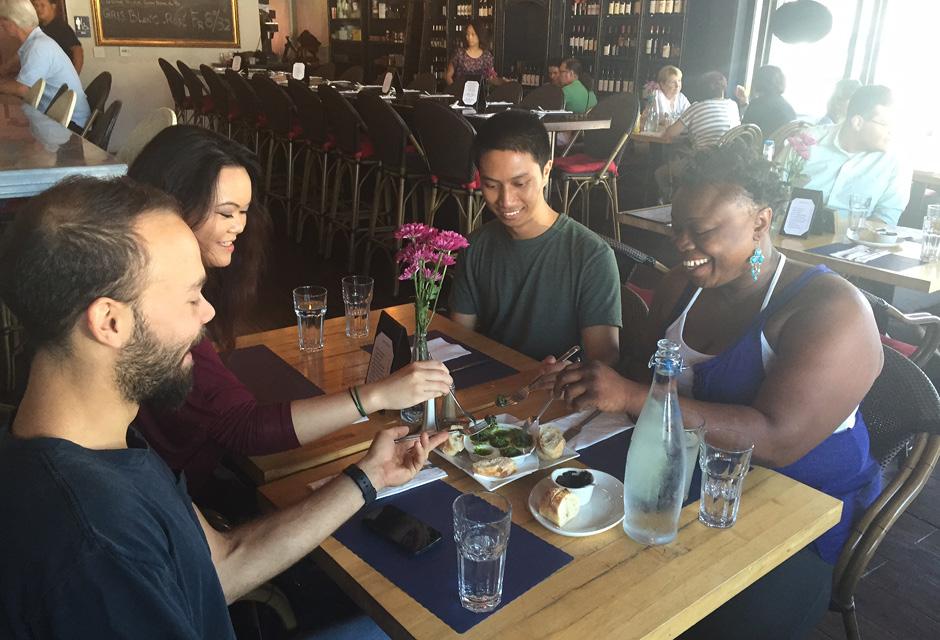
left=527, top=471, right=624, bottom=537
left=846, top=228, right=904, bottom=249
left=433, top=444, right=579, bottom=491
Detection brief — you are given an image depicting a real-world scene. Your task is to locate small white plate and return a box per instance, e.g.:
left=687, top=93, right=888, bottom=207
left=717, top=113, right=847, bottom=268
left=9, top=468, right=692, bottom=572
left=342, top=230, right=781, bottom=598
left=433, top=445, right=578, bottom=491
left=528, top=471, right=625, bottom=537
left=847, top=228, right=904, bottom=249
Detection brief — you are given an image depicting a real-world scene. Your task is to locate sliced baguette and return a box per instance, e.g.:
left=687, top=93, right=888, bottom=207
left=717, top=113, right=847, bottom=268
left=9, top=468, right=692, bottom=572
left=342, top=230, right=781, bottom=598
left=472, top=456, right=517, bottom=478
left=536, top=425, right=566, bottom=460
left=440, top=431, right=465, bottom=457
left=538, top=487, right=580, bottom=527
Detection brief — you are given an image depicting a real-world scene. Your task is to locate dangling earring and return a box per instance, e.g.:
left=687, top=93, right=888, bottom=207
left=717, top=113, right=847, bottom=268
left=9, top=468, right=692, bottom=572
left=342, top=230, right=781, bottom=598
left=749, top=246, right=765, bottom=282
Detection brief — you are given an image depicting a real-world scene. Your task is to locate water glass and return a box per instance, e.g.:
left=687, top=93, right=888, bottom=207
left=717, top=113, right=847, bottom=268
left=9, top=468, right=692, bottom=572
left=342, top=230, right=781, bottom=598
left=292, top=286, right=327, bottom=352
left=848, top=194, right=872, bottom=237
left=922, top=205, right=940, bottom=263
left=698, top=428, right=754, bottom=529
left=341, top=275, right=373, bottom=338
left=682, top=412, right=705, bottom=501
left=453, top=491, right=512, bottom=613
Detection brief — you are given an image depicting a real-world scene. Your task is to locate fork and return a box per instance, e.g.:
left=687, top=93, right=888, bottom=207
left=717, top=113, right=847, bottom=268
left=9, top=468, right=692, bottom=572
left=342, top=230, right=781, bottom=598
left=395, top=390, right=490, bottom=442
left=499, top=345, right=580, bottom=407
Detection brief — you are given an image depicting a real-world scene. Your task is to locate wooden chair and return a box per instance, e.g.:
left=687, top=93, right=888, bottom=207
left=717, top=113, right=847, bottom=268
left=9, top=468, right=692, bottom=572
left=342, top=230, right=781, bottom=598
left=552, top=93, right=641, bottom=240
left=23, top=78, right=44, bottom=109
left=490, top=80, right=523, bottom=104
left=718, top=123, right=763, bottom=154
left=831, top=345, right=940, bottom=640
left=199, top=64, right=237, bottom=138
left=519, top=83, right=565, bottom=110
left=224, top=69, right=265, bottom=153
left=81, top=71, right=111, bottom=135
left=45, top=89, right=76, bottom=127
left=286, top=79, right=334, bottom=245
left=251, top=74, right=301, bottom=228
left=85, top=99, right=122, bottom=151
left=116, top=108, right=177, bottom=165
left=176, top=61, right=212, bottom=128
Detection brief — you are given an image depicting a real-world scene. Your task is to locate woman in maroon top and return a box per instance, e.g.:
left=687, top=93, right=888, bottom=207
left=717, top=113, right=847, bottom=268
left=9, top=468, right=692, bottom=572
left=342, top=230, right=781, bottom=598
left=128, top=126, right=453, bottom=504
left=445, top=19, right=501, bottom=87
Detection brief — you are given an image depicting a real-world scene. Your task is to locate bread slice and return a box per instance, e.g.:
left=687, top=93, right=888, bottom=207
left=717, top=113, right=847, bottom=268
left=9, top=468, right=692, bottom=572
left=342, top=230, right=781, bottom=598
left=440, top=431, right=465, bottom=457
left=538, top=487, right=580, bottom=527
left=472, top=456, right=517, bottom=478
left=536, top=426, right=566, bottom=460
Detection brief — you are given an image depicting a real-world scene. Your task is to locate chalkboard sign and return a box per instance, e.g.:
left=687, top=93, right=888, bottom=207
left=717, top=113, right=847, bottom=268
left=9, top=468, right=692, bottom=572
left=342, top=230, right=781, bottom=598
left=91, top=0, right=240, bottom=47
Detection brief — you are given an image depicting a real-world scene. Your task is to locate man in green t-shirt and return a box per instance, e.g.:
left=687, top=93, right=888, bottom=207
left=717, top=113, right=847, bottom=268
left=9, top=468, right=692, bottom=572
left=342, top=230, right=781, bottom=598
left=449, top=111, right=621, bottom=367
left=560, top=58, right=598, bottom=114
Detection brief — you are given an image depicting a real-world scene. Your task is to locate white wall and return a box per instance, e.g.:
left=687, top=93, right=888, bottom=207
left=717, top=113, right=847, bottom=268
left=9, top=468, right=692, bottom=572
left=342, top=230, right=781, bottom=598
left=64, top=0, right=262, bottom=151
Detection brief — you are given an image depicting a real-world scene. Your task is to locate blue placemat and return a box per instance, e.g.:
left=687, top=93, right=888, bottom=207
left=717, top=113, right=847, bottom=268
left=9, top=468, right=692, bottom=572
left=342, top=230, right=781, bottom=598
left=222, top=344, right=325, bottom=403
left=334, top=480, right=573, bottom=634
left=363, top=330, right=519, bottom=390
left=579, top=429, right=701, bottom=504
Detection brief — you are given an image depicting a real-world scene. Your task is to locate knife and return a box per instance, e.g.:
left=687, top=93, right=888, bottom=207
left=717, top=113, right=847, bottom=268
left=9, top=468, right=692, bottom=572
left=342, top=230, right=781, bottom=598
left=562, top=409, right=602, bottom=441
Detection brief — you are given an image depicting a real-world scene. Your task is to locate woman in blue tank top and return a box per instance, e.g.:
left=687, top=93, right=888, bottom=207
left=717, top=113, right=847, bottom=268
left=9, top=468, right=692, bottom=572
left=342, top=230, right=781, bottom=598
left=555, top=145, right=883, bottom=638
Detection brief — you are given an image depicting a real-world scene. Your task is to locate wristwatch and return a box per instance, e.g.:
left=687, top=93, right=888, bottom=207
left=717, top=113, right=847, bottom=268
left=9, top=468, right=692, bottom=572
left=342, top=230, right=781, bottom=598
left=343, top=464, right=377, bottom=507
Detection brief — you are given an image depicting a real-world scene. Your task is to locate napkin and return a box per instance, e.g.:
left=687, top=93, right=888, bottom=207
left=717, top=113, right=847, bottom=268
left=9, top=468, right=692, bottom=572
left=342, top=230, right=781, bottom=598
left=427, top=337, right=472, bottom=363
left=541, top=410, right=634, bottom=450
left=306, top=464, right=448, bottom=498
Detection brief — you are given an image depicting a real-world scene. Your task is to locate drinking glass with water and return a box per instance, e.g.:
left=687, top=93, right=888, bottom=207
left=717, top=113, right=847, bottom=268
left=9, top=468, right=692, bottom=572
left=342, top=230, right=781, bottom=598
left=698, top=428, right=754, bottom=528
left=341, top=275, right=374, bottom=338
left=452, top=491, right=511, bottom=613
left=848, top=194, right=872, bottom=240
left=922, top=205, right=940, bottom=263
left=292, top=286, right=327, bottom=352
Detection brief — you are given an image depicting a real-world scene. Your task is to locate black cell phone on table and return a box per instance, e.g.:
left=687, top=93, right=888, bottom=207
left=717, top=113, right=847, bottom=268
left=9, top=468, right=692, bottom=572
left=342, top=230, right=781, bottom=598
left=362, top=505, right=443, bottom=556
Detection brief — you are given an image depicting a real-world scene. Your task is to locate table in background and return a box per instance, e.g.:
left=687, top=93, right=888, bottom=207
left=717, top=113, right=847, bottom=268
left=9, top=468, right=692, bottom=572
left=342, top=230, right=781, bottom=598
left=0, top=97, right=126, bottom=198
left=233, top=304, right=544, bottom=484
left=259, top=441, right=841, bottom=640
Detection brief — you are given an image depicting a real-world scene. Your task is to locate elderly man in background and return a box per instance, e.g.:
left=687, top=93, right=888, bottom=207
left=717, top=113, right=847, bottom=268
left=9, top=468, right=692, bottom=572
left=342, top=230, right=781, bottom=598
left=801, top=85, right=911, bottom=225
left=0, top=0, right=89, bottom=128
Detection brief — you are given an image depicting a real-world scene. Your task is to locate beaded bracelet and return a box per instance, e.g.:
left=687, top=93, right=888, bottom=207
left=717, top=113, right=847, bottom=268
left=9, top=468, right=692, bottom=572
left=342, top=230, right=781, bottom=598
left=349, top=385, right=367, bottom=418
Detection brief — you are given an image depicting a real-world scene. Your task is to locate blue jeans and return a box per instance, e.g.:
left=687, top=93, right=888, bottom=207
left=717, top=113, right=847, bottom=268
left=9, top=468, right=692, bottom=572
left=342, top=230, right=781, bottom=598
left=305, top=613, right=389, bottom=640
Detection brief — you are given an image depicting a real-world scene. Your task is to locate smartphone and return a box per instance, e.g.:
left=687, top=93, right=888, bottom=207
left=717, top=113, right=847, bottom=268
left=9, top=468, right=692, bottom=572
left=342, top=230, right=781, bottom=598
left=362, top=505, right=443, bottom=556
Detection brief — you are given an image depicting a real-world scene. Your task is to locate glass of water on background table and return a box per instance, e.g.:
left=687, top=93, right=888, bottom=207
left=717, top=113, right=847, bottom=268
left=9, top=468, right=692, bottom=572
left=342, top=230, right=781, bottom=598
left=453, top=491, right=511, bottom=613
left=848, top=194, right=872, bottom=240
left=341, top=275, right=373, bottom=338
left=699, top=428, right=754, bottom=528
left=292, top=286, right=327, bottom=352
left=921, top=205, right=940, bottom=263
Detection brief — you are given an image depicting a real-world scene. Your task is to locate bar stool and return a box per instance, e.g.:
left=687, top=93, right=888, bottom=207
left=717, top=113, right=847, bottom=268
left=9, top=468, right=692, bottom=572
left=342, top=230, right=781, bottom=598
left=318, top=84, right=380, bottom=268
left=356, top=92, right=431, bottom=292
left=551, top=92, right=640, bottom=241
left=251, top=75, right=302, bottom=231
left=200, top=64, right=237, bottom=138
left=81, top=71, right=111, bottom=135
left=159, top=58, right=193, bottom=123
left=224, top=69, right=264, bottom=154
left=176, top=61, right=212, bottom=128
left=412, top=100, right=485, bottom=235
left=286, top=78, right=335, bottom=245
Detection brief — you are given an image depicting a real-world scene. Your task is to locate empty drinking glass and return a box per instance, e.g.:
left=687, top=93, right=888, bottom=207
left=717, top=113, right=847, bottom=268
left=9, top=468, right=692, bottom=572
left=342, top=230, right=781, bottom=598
left=921, top=205, right=940, bottom=263
left=698, top=428, right=754, bottom=529
left=341, top=275, right=374, bottom=338
left=453, top=491, right=512, bottom=613
left=293, top=286, right=327, bottom=352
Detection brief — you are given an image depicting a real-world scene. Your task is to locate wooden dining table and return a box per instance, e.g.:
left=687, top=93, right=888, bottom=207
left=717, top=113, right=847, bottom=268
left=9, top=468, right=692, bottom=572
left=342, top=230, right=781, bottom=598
left=0, top=95, right=126, bottom=199
left=617, top=206, right=940, bottom=294
left=233, top=304, right=546, bottom=485
left=252, top=305, right=843, bottom=640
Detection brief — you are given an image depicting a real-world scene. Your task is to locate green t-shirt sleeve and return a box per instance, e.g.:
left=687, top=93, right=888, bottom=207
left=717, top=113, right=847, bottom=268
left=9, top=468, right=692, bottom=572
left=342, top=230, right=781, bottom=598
left=587, top=91, right=598, bottom=110
left=577, top=244, right=623, bottom=330
left=448, top=247, right=479, bottom=316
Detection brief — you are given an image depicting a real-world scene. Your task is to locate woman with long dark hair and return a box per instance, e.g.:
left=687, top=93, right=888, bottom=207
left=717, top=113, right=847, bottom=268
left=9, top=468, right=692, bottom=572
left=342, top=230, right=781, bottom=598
left=444, top=19, right=501, bottom=87
left=128, top=126, right=452, bottom=506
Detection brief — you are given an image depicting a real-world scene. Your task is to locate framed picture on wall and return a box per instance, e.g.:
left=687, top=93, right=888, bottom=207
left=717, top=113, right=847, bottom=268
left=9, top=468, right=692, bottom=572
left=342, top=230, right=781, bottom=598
left=90, top=0, right=240, bottom=47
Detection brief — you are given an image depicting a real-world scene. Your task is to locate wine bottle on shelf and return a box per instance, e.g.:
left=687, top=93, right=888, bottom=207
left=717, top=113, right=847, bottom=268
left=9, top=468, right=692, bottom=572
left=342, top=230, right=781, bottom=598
left=661, top=29, right=671, bottom=58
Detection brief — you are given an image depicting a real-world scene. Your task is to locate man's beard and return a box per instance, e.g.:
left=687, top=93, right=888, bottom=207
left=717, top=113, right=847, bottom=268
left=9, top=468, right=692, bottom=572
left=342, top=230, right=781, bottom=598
left=115, top=310, right=203, bottom=410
